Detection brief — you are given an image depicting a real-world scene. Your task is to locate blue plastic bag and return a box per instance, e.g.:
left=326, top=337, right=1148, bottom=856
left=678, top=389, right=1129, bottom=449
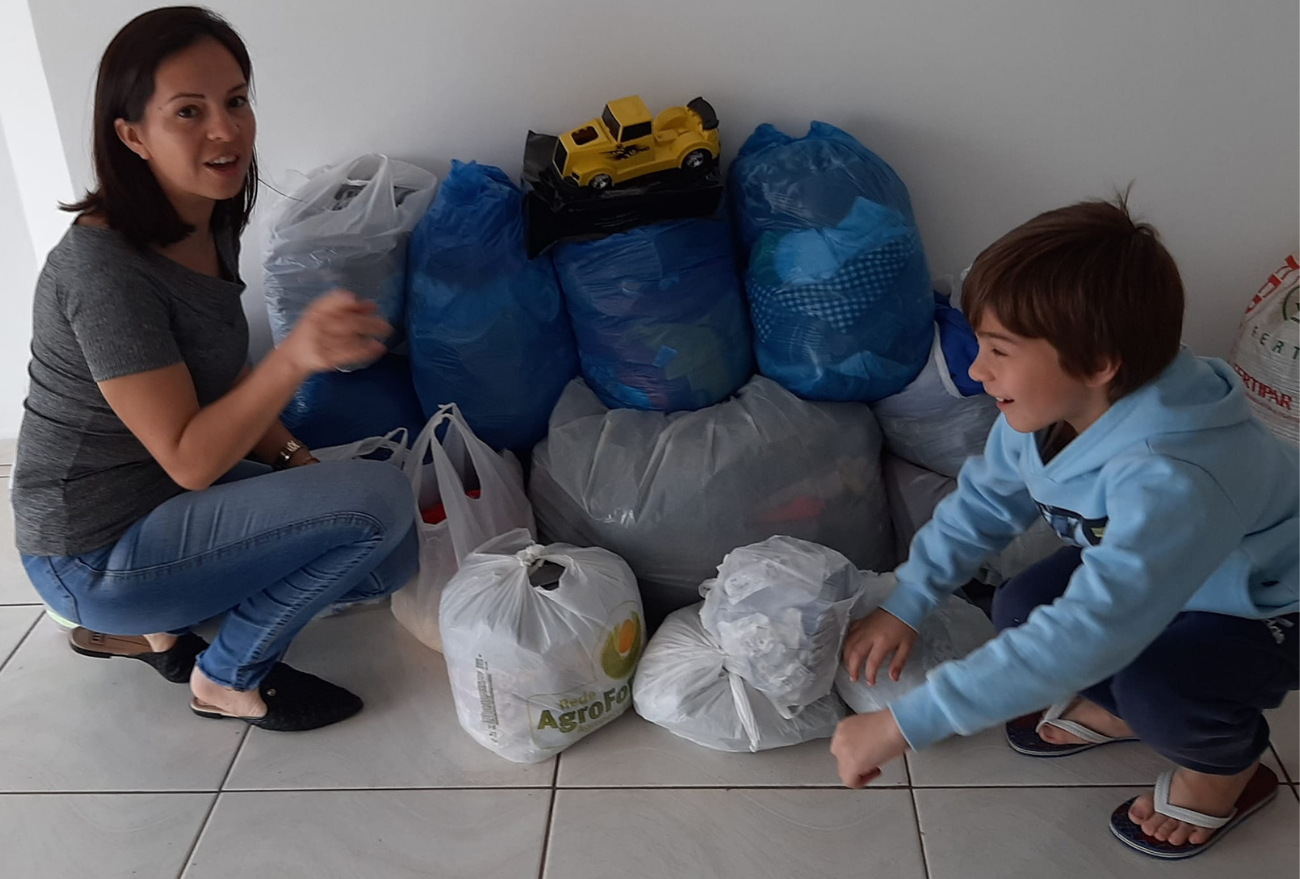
left=406, top=161, right=579, bottom=451
left=729, top=122, right=933, bottom=402
left=281, top=353, right=427, bottom=450
left=553, top=218, right=753, bottom=412
left=934, top=293, right=984, bottom=396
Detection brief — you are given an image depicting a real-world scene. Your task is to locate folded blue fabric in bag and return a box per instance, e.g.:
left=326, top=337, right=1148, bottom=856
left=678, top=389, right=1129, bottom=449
left=730, top=122, right=933, bottom=402
left=553, top=218, right=752, bottom=412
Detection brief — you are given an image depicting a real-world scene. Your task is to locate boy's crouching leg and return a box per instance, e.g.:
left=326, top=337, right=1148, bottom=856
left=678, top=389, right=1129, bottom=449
left=991, top=546, right=1083, bottom=631
left=1109, top=612, right=1286, bottom=846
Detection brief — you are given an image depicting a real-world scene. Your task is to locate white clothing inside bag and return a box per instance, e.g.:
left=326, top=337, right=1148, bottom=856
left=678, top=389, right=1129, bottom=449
left=633, top=603, right=847, bottom=753
left=389, top=404, right=535, bottom=652
left=699, top=536, right=864, bottom=719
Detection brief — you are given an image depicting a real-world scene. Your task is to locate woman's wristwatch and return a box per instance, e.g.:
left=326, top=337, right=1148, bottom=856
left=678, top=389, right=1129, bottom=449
left=273, top=439, right=317, bottom=470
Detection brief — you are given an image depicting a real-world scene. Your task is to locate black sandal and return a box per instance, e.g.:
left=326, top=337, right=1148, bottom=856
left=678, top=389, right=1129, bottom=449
left=69, top=628, right=208, bottom=684
left=189, top=662, right=363, bottom=732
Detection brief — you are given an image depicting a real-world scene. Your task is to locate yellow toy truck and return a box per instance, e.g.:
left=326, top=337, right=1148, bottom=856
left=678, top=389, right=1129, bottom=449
left=551, top=96, right=719, bottom=190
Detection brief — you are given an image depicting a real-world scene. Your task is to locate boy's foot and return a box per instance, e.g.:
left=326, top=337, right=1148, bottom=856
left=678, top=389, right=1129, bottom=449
left=1127, top=762, right=1259, bottom=846
left=1037, top=698, right=1134, bottom=746
left=1006, top=696, right=1139, bottom=757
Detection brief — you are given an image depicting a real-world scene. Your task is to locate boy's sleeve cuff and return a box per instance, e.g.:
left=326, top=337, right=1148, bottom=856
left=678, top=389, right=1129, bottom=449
left=879, top=586, right=936, bottom=633
left=888, top=685, right=957, bottom=752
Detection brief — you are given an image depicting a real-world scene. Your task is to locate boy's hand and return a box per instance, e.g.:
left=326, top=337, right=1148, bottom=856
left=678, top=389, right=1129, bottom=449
left=830, top=710, right=909, bottom=789
left=842, top=608, right=919, bottom=685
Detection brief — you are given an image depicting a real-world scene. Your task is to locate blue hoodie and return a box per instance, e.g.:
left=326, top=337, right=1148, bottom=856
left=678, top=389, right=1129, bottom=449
left=882, top=349, right=1299, bottom=751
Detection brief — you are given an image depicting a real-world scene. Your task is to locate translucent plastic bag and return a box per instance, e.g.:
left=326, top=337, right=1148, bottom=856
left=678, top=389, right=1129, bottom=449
left=699, top=537, right=863, bottom=719
left=441, top=529, right=644, bottom=763
left=530, top=376, right=896, bottom=623
left=264, top=155, right=437, bottom=349
left=834, top=572, right=995, bottom=714
left=406, top=161, right=579, bottom=451
left=390, top=405, right=536, bottom=653
left=871, top=326, right=998, bottom=478
left=552, top=218, right=752, bottom=412
left=633, top=603, right=847, bottom=752
left=1229, top=254, right=1299, bottom=444
left=728, top=122, right=933, bottom=402
left=882, top=455, right=1066, bottom=586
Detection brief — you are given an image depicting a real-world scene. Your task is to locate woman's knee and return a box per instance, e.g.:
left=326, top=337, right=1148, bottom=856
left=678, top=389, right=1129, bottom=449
left=315, top=459, right=414, bottom=541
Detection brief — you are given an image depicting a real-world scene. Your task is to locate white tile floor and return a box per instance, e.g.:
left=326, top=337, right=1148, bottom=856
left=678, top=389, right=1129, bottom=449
left=1, top=464, right=1297, bottom=879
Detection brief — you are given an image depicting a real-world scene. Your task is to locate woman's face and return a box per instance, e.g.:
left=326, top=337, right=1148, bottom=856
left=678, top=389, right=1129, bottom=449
left=115, top=37, right=255, bottom=219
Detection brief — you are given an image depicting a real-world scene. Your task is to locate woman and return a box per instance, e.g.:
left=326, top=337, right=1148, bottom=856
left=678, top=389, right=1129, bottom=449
left=13, top=6, right=418, bottom=731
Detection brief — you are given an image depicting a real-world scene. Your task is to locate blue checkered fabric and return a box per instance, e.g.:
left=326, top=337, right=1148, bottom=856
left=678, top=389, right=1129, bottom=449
left=749, top=237, right=912, bottom=342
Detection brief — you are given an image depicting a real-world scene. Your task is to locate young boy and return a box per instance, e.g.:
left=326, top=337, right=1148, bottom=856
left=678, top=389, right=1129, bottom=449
left=832, top=196, right=1299, bottom=860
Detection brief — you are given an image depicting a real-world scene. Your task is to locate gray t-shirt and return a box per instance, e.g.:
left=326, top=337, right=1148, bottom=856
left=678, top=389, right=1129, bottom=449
left=13, top=223, right=248, bottom=556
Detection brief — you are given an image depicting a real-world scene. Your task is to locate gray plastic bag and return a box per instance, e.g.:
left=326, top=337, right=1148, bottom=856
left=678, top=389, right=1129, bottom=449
left=530, top=376, right=896, bottom=621
left=264, top=154, right=438, bottom=350
left=870, top=327, right=998, bottom=478
left=883, top=454, right=1066, bottom=586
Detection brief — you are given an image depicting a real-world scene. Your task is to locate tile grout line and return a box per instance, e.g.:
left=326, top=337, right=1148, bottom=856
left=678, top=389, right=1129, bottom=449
left=904, top=756, right=933, bottom=879
left=1269, top=744, right=1296, bottom=786
left=0, top=609, right=44, bottom=679
left=175, top=725, right=250, bottom=879
left=534, top=759, right=561, bottom=879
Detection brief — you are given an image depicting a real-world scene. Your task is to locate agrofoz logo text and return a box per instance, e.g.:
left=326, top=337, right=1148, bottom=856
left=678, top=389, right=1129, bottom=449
left=535, top=685, right=631, bottom=734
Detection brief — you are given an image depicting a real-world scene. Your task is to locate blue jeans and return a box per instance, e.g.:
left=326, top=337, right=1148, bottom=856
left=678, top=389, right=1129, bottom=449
left=21, top=459, right=418, bottom=691
left=992, top=546, right=1300, bottom=775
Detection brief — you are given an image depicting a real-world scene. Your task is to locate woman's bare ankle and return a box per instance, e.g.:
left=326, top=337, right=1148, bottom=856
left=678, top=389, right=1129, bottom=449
left=190, top=665, right=268, bottom=718
left=143, top=633, right=178, bottom=653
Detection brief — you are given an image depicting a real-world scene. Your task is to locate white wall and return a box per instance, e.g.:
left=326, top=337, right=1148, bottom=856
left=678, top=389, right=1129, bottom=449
left=0, top=0, right=76, bottom=437
left=0, top=124, right=37, bottom=439
left=17, top=0, right=1300, bottom=367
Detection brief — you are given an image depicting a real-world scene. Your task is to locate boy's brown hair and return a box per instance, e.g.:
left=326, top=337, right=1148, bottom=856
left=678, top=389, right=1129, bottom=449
left=961, top=192, right=1184, bottom=401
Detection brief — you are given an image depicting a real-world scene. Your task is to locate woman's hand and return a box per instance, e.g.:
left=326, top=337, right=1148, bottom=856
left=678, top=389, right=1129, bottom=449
left=280, top=290, right=389, bottom=375
left=842, top=608, right=919, bottom=685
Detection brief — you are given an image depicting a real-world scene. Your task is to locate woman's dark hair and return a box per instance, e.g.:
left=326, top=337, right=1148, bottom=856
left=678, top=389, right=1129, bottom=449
left=62, top=6, right=258, bottom=247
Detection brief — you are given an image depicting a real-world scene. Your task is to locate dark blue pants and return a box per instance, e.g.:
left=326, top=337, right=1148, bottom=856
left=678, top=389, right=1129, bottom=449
left=992, top=546, right=1299, bottom=775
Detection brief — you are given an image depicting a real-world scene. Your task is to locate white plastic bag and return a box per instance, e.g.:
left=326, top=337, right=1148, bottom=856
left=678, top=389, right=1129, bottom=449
left=870, top=326, right=998, bottom=478
left=391, top=405, right=535, bottom=653
left=883, top=454, right=1065, bottom=586
left=530, top=376, right=895, bottom=621
left=699, top=537, right=863, bottom=719
left=633, top=603, right=847, bottom=753
left=264, top=154, right=438, bottom=349
left=440, top=529, right=645, bottom=763
left=312, top=427, right=411, bottom=466
left=1229, top=254, right=1299, bottom=444
left=833, top=572, right=995, bottom=714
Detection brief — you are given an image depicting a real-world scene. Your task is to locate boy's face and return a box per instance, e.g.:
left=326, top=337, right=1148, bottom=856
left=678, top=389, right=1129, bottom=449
left=969, top=313, right=1116, bottom=435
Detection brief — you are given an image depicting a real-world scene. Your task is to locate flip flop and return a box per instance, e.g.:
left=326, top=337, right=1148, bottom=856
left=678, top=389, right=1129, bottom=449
left=1109, top=764, right=1279, bottom=860
left=1005, top=697, right=1140, bottom=757
left=69, top=628, right=208, bottom=684
left=190, top=662, right=363, bottom=732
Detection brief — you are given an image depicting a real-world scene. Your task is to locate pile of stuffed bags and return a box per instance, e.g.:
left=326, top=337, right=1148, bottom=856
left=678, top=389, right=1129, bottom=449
left=261, top=121, right=1065, bottom=763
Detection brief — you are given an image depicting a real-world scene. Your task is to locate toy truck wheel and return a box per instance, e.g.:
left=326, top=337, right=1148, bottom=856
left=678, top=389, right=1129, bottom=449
left=682, top=149, right=712, bottom=170
left=589, top=174, right=613, bottom=190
